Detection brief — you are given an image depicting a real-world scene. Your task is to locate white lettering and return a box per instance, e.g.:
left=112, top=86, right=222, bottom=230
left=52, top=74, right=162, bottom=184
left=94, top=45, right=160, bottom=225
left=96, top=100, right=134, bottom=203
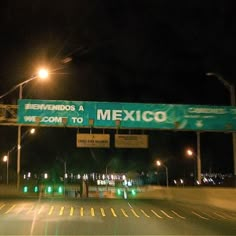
left=96, top=109, right=167, bottom=123
left=41, top=117, right=62, bottom=123
left=112, top=110, right=122, bottom=120
left=72, top=117, right=83, bottom=123
left=136, top=110, right=141, bottom=121
left=97, top=109, right=111, bottom=120
left=154, top=111, right=166, bottom=122
left=188, top=108, right=226, bottom=114
left=24, top=103, right=75, bottom=111
left=78, top=105, right=84, bottom=111
left=142, top=111, right=153, bottom=122
left=24, top=116, right=36, bottom=122
left=123, top=110, right=135, bottom=121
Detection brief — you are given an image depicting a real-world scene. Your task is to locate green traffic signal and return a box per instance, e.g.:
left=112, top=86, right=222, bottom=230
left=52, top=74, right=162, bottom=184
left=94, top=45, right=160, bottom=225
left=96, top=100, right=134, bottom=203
left=47, top=186, right=53, bottom=193
left=34, top=186, right=39, bottom=193
left=131, top=189, right=136, bottom=196
left=58, top=186, right=63, bottom=194
left=117, top=189, right=122, bottom=195
left=23, top=186, right=28, bottom=193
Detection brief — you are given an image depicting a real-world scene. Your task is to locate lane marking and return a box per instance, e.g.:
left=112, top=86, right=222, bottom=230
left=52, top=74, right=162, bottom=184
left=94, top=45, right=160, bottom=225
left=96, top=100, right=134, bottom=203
left=91, top=208, right=95, bottom=217
left=59, top=206, right=64, bottom=216
left=70, top=207, right=74, bottom=216
left=131, top=208, right=140, bottom=218
left=100, top=208, right=106, bottom=217
left=160, top=210, right=173, bottom=219
left=5, top=204, right=16, bottom=214
left=48, top=206, right=54, bottom=215
left=151, top=209, right=163, bottom=219
left=141, top=209, right=150, bottom=218
left=171, top=210, right=186, bottom=219
left=80, top=207, right=84, bottom=217
left=192, top=211, right=209, bottom=220
left=111, top=208, right=117, bottom=217
left=121, top=208, right=129, bottom=217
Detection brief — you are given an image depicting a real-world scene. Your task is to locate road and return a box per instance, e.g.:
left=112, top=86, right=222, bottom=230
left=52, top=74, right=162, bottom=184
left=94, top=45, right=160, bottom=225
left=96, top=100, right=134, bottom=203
left=0, top=197, right=235, bottom=235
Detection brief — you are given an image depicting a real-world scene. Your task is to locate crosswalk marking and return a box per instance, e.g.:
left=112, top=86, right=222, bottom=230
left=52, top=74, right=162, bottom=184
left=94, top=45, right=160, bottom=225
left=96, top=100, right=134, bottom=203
left=141, top=209, right=150, bottom=218
left=151, top=209, right=162, bottom=218
left=160, top=210, right=173, bottom=219
left=91, top=208, right=95, bottom=216
left=0, top=203, right=234, bottom=221
left=171, top=210, right=186, bottom=219
left=213, top=212, right=227, bottom=219
left=111, top=208, right=117, bottom=217
left=16, top=205, right=25, bottom=214
left=4, top=204, right=16, bottom=214
left=218, top=212, right=235, bottom=220
left=121, top=208, right=128, bottom=217
left=192, top=211, right=209, bottom=220
left=131, top=208, right=140, bottom=218
left=26, top=205, right=34, bottom=214
left=38, top=206, right=44, bottom=215
left=48, top=206, right=54, bottom=215
left=80, top=207, right=84, bottom=216
left=70, top=207, right=74, bottom=216
left=0, top=204, right=5, bottom=210
left=100, top=208, right=106, bottom=217
left=201, top=211, right=217, bottom=219
left=59, top=206, right=64, bottom=216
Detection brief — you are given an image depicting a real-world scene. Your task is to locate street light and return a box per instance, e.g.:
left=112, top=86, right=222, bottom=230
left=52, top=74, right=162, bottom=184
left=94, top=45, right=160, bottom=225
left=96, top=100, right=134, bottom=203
left=186, top=148, right=197, bottom=185
left=1, top=127, right=35, bottom=185
left=156, top=160, right=168, bottom=187
left=13, top=69, right=49, bottom=190
left=206, top=72, right=236, bottom=178
left=3, top=153, right=9, bottom=184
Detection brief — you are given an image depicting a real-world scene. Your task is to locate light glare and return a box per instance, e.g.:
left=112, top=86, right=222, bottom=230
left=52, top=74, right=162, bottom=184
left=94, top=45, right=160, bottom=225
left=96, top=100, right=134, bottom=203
left=38, top=69, right=49, bottom=79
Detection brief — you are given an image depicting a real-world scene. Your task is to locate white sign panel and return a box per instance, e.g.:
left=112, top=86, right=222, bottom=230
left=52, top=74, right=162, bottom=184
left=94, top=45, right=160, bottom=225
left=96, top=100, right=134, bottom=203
left=77, top=134, right=110, bottom=148
left=115, top=134, right=148, bottom=148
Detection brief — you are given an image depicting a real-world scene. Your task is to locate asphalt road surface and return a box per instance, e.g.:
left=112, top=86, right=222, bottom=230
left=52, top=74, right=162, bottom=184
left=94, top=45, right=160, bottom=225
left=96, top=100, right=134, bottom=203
left=0, top=198, right=235, bottom=235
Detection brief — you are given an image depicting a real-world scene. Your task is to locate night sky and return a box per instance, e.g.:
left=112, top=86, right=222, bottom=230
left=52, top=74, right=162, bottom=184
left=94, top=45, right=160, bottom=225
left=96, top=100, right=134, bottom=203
left=0, top=1, right=235, bottom=180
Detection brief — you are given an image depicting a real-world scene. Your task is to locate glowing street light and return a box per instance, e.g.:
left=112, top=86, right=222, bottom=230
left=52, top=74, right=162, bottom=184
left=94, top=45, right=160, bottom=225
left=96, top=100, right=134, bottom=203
left=37, top=68, right=49, bottom=80
left=156, top=160, right=168, bottom=187
left=186, top=149, right=194, bottom=157
left=2, top=153, right=9, bottom=184
left=186, top=148, right=198, bottom=185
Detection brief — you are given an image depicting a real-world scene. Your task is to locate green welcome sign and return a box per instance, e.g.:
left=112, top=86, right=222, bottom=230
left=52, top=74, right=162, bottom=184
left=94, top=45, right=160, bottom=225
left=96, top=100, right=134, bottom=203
left=17, top=99, right=236, bottom=131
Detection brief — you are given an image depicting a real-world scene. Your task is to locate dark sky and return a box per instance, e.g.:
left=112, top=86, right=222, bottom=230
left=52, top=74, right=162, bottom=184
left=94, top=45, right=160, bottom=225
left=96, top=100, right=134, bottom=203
left=0, top=1, right=235, bottom=179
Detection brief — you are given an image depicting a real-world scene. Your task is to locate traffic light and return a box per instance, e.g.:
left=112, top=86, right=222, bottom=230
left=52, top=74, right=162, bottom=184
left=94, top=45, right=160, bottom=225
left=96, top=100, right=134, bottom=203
left=23, top=186, right=28, bottom=193
left=131, top=189, right=136, bottom=196
left=34, top=186, right=39, bottom=193
left=117, top=189, right=122, bottom=196
left=58, top=186, right=63, bottom=194
left=46, top=186, right=53, bottom=193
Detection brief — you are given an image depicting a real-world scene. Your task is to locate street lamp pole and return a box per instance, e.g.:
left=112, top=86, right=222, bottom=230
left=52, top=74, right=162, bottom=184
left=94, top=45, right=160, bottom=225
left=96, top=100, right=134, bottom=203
left=16, top=70, right=48, bottom=190
left=3, top=152, right=9, bottom=184
left=206, top=73, right=236, bottom=177
left=156, top=160, right=169, bottom=187
left=17, top=84, right=22, bottom=190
